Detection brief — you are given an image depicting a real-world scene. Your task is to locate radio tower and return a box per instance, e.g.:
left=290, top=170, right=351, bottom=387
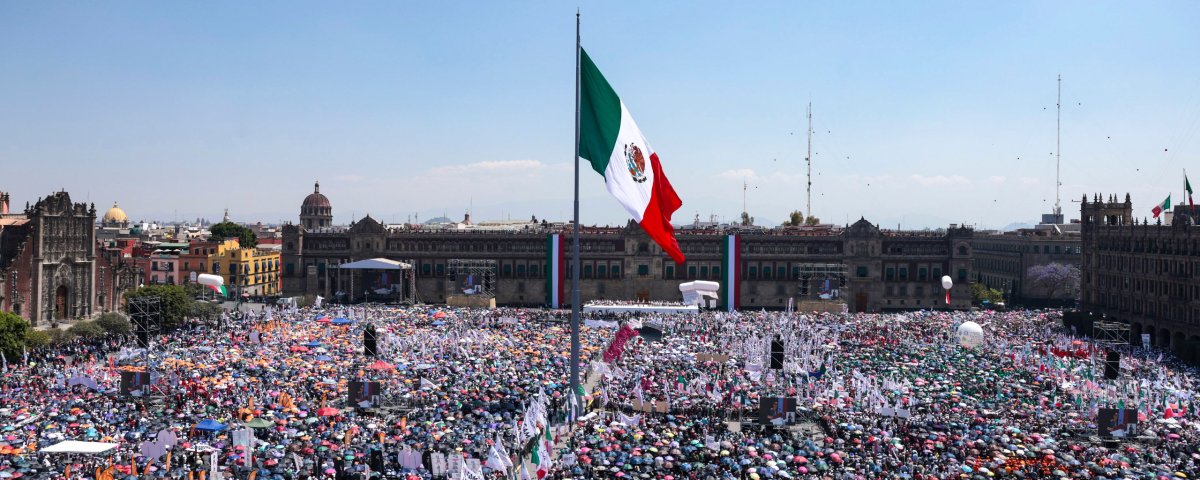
left=806, top=102, right=813, bottom=221
left=1054, top=75, right=1062, bottom=218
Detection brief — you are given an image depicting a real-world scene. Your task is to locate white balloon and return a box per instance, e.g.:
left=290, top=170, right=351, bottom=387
left=956, top=321, right=984, bottom=348
left=941, top=275, right=954, bottom=290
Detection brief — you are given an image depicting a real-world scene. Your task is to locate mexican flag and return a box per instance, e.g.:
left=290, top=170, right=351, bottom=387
left=208, top=285, right=228, bottom=297
left=1152, top=194, right=1171, bottom=218
left=1186, top=171, right=1194, bottom=207
left=578, top=48, right=685, bottom=264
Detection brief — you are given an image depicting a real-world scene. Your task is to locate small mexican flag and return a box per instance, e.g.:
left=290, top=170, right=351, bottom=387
left=1152, top=194, right=1171, bottom=218
left=578, top=48, right=685, bottom=264
left=1186, top=171, right=1194, bottom=207
left=209, top=285, right=228, bottom=297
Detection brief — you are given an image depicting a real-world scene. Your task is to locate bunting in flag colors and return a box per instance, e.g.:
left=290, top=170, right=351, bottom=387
left=721, top=235, right=741, bottom=311
left=578, top=48, right=685, bottom=264
left=545, top=233, right=564, bottom=308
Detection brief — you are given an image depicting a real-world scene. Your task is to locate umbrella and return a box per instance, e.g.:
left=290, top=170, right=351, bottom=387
left=244, top=418, right=273, bottom=429
left=317, top=408, right=340, bottom=417
left=366, top=361, right=396, bottom=372
left=332, top=317, right=352, bottom=325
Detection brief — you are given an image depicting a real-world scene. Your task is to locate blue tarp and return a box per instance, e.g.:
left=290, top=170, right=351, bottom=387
left=331, top=317, right=352, bottom=325
left=303, top=341, right=321, bottom=347
left=195, top=419, right=227, bottom=432
left=315, top=355, right=333, bottom=362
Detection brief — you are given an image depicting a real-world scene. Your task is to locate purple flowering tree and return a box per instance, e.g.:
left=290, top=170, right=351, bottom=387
left=1026, top=262, right=1081, bottom=299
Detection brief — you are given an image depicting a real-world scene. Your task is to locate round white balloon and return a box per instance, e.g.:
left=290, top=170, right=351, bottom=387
left=956, top=321, right=984, bottom=348
left=941, top=275, right=954, bottom=290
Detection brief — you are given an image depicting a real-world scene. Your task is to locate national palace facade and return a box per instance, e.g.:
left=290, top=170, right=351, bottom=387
left=1081, top=193, right=1200, bottom=353
left=281, top=184, right=975, bottom=312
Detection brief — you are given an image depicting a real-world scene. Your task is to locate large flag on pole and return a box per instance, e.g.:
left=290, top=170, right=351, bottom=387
left=578, top=49, right=685, bottom=264
left=1152, top=194, right=1171, bottom=218
left=1186, top=170, right=1194, bottom=208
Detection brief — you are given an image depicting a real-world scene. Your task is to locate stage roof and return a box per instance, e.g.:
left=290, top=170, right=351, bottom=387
left=340, top=258, right=412, bottom=270
left=41, top=440, right=119, bottom=454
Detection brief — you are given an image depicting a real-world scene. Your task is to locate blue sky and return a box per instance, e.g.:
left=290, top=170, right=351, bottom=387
left=2, top=1, right=1198, bottom=229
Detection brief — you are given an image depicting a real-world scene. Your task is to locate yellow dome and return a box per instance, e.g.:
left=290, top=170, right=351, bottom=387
left=103, top=202, right=128, bottom=223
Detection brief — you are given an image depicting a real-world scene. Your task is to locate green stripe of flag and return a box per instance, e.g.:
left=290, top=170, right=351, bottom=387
left=578, top=48, right=622, bottom=176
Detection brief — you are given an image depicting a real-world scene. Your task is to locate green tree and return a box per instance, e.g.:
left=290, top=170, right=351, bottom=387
left=783, top=210, right=804, bottom=227
left=209, top=221, right=257, bottom=248
left=24, top=329, right=51, bottom=350
left=68, top=321, right=106, bottom=339
left=970, top=283, right=1005, bottom=305
left=46, top=329, right=75, bottom=345
left=0, top=312, right=31, bottom=361
left=783, top=211, right=821, bottom=227
left=124, top=285, right=200, bottom=331
left=740, top=211, right=755, bottom=226
left=95, top=312, right=132, bottom=335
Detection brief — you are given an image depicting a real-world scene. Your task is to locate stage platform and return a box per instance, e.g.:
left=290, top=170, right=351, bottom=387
left=582, top=303, right=699, bottom=315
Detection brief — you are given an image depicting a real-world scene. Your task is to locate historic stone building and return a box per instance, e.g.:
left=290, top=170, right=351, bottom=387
left=281, top=186, right=975, bottom=311
left=0, top=190, right=141, bottom=326
left=972, top=227, right=1081, bottom=305
left=1080, top=193, right=1200, bottom=352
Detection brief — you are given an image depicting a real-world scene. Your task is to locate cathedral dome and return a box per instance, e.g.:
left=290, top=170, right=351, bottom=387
left=302, top=182, right=331, bottom=209
left=103, top=202, right=128, bottom=223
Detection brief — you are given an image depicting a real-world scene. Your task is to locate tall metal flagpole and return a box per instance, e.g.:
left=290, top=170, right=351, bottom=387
left=570, top=9, right=582, bottom=414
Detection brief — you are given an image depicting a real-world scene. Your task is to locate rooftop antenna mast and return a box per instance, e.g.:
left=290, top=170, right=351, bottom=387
left=743, top=178, right=748, bottom=218
left=806, top=101, right=813, bottom=221
left=1055, top=74, right=1062, bottom=217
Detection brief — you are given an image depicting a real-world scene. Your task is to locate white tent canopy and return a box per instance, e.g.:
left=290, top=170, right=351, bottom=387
left=679, top=281, right=720, bottom=307
left=40, top=440, right=119, bottom=454
left=339, top=258, right=412, bottom=270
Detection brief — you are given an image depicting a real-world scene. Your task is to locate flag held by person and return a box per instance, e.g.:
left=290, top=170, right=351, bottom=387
left=578, top=48, right=685, bottom=264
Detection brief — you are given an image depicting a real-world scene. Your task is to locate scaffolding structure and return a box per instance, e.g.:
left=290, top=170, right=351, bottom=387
left=127, top=296, right=161, bottom=349
left=1093, top=320, right=1131, bottom=347
left=446, top=259, right=498, bottom=298
left=796, top=263, right=848, bottom=297
left=126, top=295, right=168, bottom=399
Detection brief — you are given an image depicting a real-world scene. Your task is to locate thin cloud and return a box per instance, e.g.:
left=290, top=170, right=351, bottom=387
left=428, top=160, right=546, bottom=177
left=718, top=169, right=759, bottom=181
left=908, top=174, right=971, bottom=186
left=1019, top=177, right=1040, bottom=185
left=988, top=176, right=1007, bottom=184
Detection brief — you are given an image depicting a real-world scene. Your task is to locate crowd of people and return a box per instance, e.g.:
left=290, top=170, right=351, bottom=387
left=0, top=303, right=1195, bottom=479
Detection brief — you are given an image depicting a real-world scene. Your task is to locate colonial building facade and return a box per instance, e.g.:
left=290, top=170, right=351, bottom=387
left=0, top=191, right=139, bottom=325
left=281, top=187, right=975, bottom=312
left=1080, top=194, right=1200, bottom=352
left=972, top=227, right=1081, bottom=305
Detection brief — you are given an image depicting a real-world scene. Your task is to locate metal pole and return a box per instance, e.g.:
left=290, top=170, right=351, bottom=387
left=570, top=9, right=582, bottom=415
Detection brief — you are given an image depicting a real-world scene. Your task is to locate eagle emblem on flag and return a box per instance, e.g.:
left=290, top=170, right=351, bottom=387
left=624, top=143, right=648, bottom=183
